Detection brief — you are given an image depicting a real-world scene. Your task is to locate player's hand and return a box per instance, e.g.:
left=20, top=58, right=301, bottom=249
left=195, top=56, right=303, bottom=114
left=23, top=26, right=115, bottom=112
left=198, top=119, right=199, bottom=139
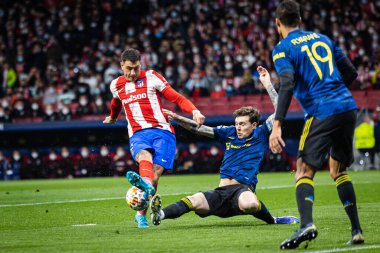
left=103, top=116, right=117, bottom=124
left=257, top=66, right=271, bottom=88
left=192, top=110, right=205, bottom=128
left=269, top=123, right=285, bottom=153
left=162, top=109, right=176, bottom=121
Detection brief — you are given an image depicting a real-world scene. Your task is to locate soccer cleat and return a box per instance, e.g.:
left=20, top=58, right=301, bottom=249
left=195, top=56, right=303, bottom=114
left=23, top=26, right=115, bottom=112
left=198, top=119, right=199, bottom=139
left=134, top=213, right=149, bottom=228
left=274, top=216, right=300, bottom=224
left=150, top=194, right=162, bottom=226
left=280, top=223, right=318, bottom=250
left=347, top=229, right=364, bottom=245
left=126, top=171, right=155, bottom=197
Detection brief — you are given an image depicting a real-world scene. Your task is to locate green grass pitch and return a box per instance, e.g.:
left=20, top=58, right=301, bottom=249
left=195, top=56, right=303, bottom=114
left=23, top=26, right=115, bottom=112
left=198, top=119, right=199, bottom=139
left=1, top=171, right=380, bottom=253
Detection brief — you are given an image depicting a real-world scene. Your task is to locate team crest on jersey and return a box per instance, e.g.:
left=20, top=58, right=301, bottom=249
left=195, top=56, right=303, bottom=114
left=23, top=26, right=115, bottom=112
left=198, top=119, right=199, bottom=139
left=136, top=80, right=144, bottom=87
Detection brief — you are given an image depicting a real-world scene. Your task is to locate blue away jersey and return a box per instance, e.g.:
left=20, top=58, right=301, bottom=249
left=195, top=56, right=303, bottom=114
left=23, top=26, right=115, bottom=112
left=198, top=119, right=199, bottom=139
left=213, top=124, right=270, bottom=189
left=273, top=29, right=357, bottom=120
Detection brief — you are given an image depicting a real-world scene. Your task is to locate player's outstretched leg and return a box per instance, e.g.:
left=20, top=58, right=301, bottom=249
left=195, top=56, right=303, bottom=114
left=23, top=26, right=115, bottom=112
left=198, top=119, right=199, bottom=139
left=134, top=213, right=149, bottom=228
left=126, top=171, right=155, bottom=197
left=274, top=216, right=300, bottom=224
left=150, top=194, right=162, bottom=225
left=280, top=223, right=318, bottom=250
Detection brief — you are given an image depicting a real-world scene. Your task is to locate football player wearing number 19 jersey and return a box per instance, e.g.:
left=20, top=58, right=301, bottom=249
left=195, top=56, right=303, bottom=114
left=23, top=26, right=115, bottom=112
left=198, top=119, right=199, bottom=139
left=103, top=48, right=205, bottom=228
left=268, top=0, right=364, bottom=249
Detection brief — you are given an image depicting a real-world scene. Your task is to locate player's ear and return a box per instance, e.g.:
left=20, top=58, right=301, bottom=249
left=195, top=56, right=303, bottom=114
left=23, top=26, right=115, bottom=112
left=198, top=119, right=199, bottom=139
left=275, top=18, right=281, bottom=28
left=297, top=18, right=302, bottom=27
left=120, top=61, right=124, bottom=68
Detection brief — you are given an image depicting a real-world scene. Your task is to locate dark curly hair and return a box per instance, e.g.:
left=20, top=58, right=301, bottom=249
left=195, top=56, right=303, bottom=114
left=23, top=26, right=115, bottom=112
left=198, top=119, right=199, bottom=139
left=276, top=0, right=301, bottom=27
left=233, top=106, right=261, bottom=124
left=121, top=48, right=141, bottom=63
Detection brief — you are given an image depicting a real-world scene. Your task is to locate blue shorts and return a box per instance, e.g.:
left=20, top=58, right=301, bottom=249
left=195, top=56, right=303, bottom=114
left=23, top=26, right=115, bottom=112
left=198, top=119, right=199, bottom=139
left=129, top=128, right=176, bottom=170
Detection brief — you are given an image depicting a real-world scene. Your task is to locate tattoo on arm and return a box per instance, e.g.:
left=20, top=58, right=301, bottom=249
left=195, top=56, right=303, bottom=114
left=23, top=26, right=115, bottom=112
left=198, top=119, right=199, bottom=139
left=265, top=84, right=278, bottom=110
left=173, top=114, right=215, bottom=138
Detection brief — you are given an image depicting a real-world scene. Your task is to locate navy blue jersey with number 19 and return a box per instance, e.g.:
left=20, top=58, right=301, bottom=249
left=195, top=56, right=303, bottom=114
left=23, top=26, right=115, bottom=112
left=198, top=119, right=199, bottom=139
left=272, top=29, right=357, bottom=120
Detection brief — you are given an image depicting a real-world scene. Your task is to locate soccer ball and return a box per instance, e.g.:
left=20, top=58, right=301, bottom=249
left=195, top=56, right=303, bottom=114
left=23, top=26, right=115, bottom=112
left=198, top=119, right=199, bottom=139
left=125, top=186, right=149, bottom=211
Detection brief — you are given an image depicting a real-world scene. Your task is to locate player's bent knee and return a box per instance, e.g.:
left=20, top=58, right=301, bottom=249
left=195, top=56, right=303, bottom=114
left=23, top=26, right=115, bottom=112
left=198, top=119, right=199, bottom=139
left=238, top=191, right=259, bottom=213
left=188, top=193, right=209, bottom=211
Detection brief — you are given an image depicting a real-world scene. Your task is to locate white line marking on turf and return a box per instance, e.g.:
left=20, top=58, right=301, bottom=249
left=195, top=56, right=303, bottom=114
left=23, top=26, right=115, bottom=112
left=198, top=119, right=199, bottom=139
left=0, top=181, right=373, bottom=208
left=307, top=245, right=380, bottom=253
left=71, top=224, right=97, bottom=227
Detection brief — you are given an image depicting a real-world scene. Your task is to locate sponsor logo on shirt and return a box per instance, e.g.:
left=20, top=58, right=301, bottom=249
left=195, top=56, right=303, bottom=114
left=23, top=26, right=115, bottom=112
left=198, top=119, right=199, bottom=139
left=122, top=93, right=147, bottom=104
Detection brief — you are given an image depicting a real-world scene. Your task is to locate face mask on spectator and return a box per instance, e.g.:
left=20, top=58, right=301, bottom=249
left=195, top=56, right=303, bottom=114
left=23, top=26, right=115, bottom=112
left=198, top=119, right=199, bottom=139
left=79, top=99, right=88, bottom=106
left=13, top=154, right=21, bottom=161
left=214, top=85, right=222, bottom=92
left=32, top=103, right=39, bottom=110
left=100, top=149, right=108, bottom=157
left=46, top=109, right=53, bottom=115
left=49, top=153, right=57, bottom=160
left=116, top=150, right=125, bottom=157
left=81, top=150, right=89, bottom=157
left=210, top=148, right=218, bottom=156
left=1, top=100, right=9, bottom=108
left=189, top=147, right=198, bottom=154
left=62, top=107, right=70, bottom=115
left=62, top=151, right=69, bottom=158
left=15, top=103, right=24, bottom=111
left=95, top=99, right=103, bottom=106
left=31, top=152, right=38, bottom=159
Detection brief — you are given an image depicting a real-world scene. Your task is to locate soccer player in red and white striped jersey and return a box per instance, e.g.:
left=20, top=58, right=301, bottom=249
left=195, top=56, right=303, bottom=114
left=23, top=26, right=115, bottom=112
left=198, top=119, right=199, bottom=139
left=103, top=48, right=205, bottom=228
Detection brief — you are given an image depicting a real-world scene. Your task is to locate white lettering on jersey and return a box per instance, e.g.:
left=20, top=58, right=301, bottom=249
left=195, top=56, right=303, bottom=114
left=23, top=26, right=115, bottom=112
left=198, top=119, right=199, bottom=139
left=121, top=93, right=147, bottom=104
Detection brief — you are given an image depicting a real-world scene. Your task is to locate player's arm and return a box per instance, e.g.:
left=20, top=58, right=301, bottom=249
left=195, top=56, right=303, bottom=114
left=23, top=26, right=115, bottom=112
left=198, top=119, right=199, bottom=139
left=163, top=109, right=214, bottom=138
left=161, top=87, right=205, bottom=127
left=257, top=66, right=278, bottom=110
left=336, top=58, right=358, bottom=86
left=333, top=41, right=358, bottom=86
left=103, top=97, right=122, bottom=124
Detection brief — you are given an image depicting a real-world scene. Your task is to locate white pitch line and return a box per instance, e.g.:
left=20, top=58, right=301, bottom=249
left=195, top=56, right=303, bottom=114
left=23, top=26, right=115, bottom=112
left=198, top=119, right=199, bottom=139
left=306, top=245, right=380, bottom=253
left=0, top=181, right=373, bottom=208
left=71, top=224, right=97, bottom=227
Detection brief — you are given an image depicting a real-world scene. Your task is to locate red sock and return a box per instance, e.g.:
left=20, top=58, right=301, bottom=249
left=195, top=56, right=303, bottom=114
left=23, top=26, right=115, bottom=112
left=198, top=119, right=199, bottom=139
left=139, top=160, right=154, bottom=183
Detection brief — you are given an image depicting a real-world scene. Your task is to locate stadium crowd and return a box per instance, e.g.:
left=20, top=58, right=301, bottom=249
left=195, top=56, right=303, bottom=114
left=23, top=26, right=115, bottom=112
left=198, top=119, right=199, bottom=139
left=0, top=0, right=380, bottom=123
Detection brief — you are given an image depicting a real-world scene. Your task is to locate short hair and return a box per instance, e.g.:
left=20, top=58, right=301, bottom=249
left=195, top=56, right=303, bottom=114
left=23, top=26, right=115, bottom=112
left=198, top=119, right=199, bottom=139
left=233, top=106, right=261, bottom=124
left=276, top=0, right=301, bottom=27
left=121, top=48, right=141, bottom=63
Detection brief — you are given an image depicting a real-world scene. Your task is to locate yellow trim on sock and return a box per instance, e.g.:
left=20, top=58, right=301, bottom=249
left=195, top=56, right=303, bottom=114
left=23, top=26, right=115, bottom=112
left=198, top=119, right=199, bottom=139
left=335, top=175, right=351, bottom=187
left=181, top=197, right=193, bottom=209
left=296, top=178, right=314, bottom=188
left=257, top=200, right=262, bottom=212
left=299, top=117, right=314, bottom=151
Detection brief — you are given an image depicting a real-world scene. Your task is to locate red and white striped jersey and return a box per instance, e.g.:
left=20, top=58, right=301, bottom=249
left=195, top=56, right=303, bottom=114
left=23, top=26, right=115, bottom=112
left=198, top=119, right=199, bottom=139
left=110, top=70, right=174, bottom=137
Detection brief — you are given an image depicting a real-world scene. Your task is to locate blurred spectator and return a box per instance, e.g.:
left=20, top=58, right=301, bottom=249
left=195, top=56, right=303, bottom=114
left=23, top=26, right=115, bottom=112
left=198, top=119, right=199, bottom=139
left=113, top=147, right=131, bottom=177
left=91, top=95, right=108, bottom=115
left=22, top=149, right=44, bottom=179
left=44, top=150, right=61, bottom=178
left=94, top=145, right=114, bottom=177
left=43, top=104, right=59, bottom=121
left=181, top=143, right=205, bottom=173
left=1, top=63, right=17, bottom=96
left=30, top=101, right=44, bottom=118
left=264, top=151, right=291, bottom=172
left=203, top=145, right=224, bottom=173
left=76, top=95, right=91, bottom=116
left=6, top=150, right=22, bottom=180
left=355, top=115, right=376, bottom=169
left=59, top=147, right=74, bottom=178
left=0, top=151, right=11, bottom=180
left=75, top=146, right=95, bottom=177
left=238, top=68, right=256, bottom=95
left=58, top=105, right=72, bottom=121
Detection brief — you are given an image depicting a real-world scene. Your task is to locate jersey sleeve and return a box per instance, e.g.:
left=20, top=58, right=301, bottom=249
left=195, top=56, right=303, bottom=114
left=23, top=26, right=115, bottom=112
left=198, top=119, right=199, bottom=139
left=213, top=125, right=233, bottom=142
left=272, top=44, right=294, bottom=75
left=331, top=39, right=347, bottom=63
left=150, top=70, right=170, bottom=92
left=110, top=78, right=119, bottom=98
